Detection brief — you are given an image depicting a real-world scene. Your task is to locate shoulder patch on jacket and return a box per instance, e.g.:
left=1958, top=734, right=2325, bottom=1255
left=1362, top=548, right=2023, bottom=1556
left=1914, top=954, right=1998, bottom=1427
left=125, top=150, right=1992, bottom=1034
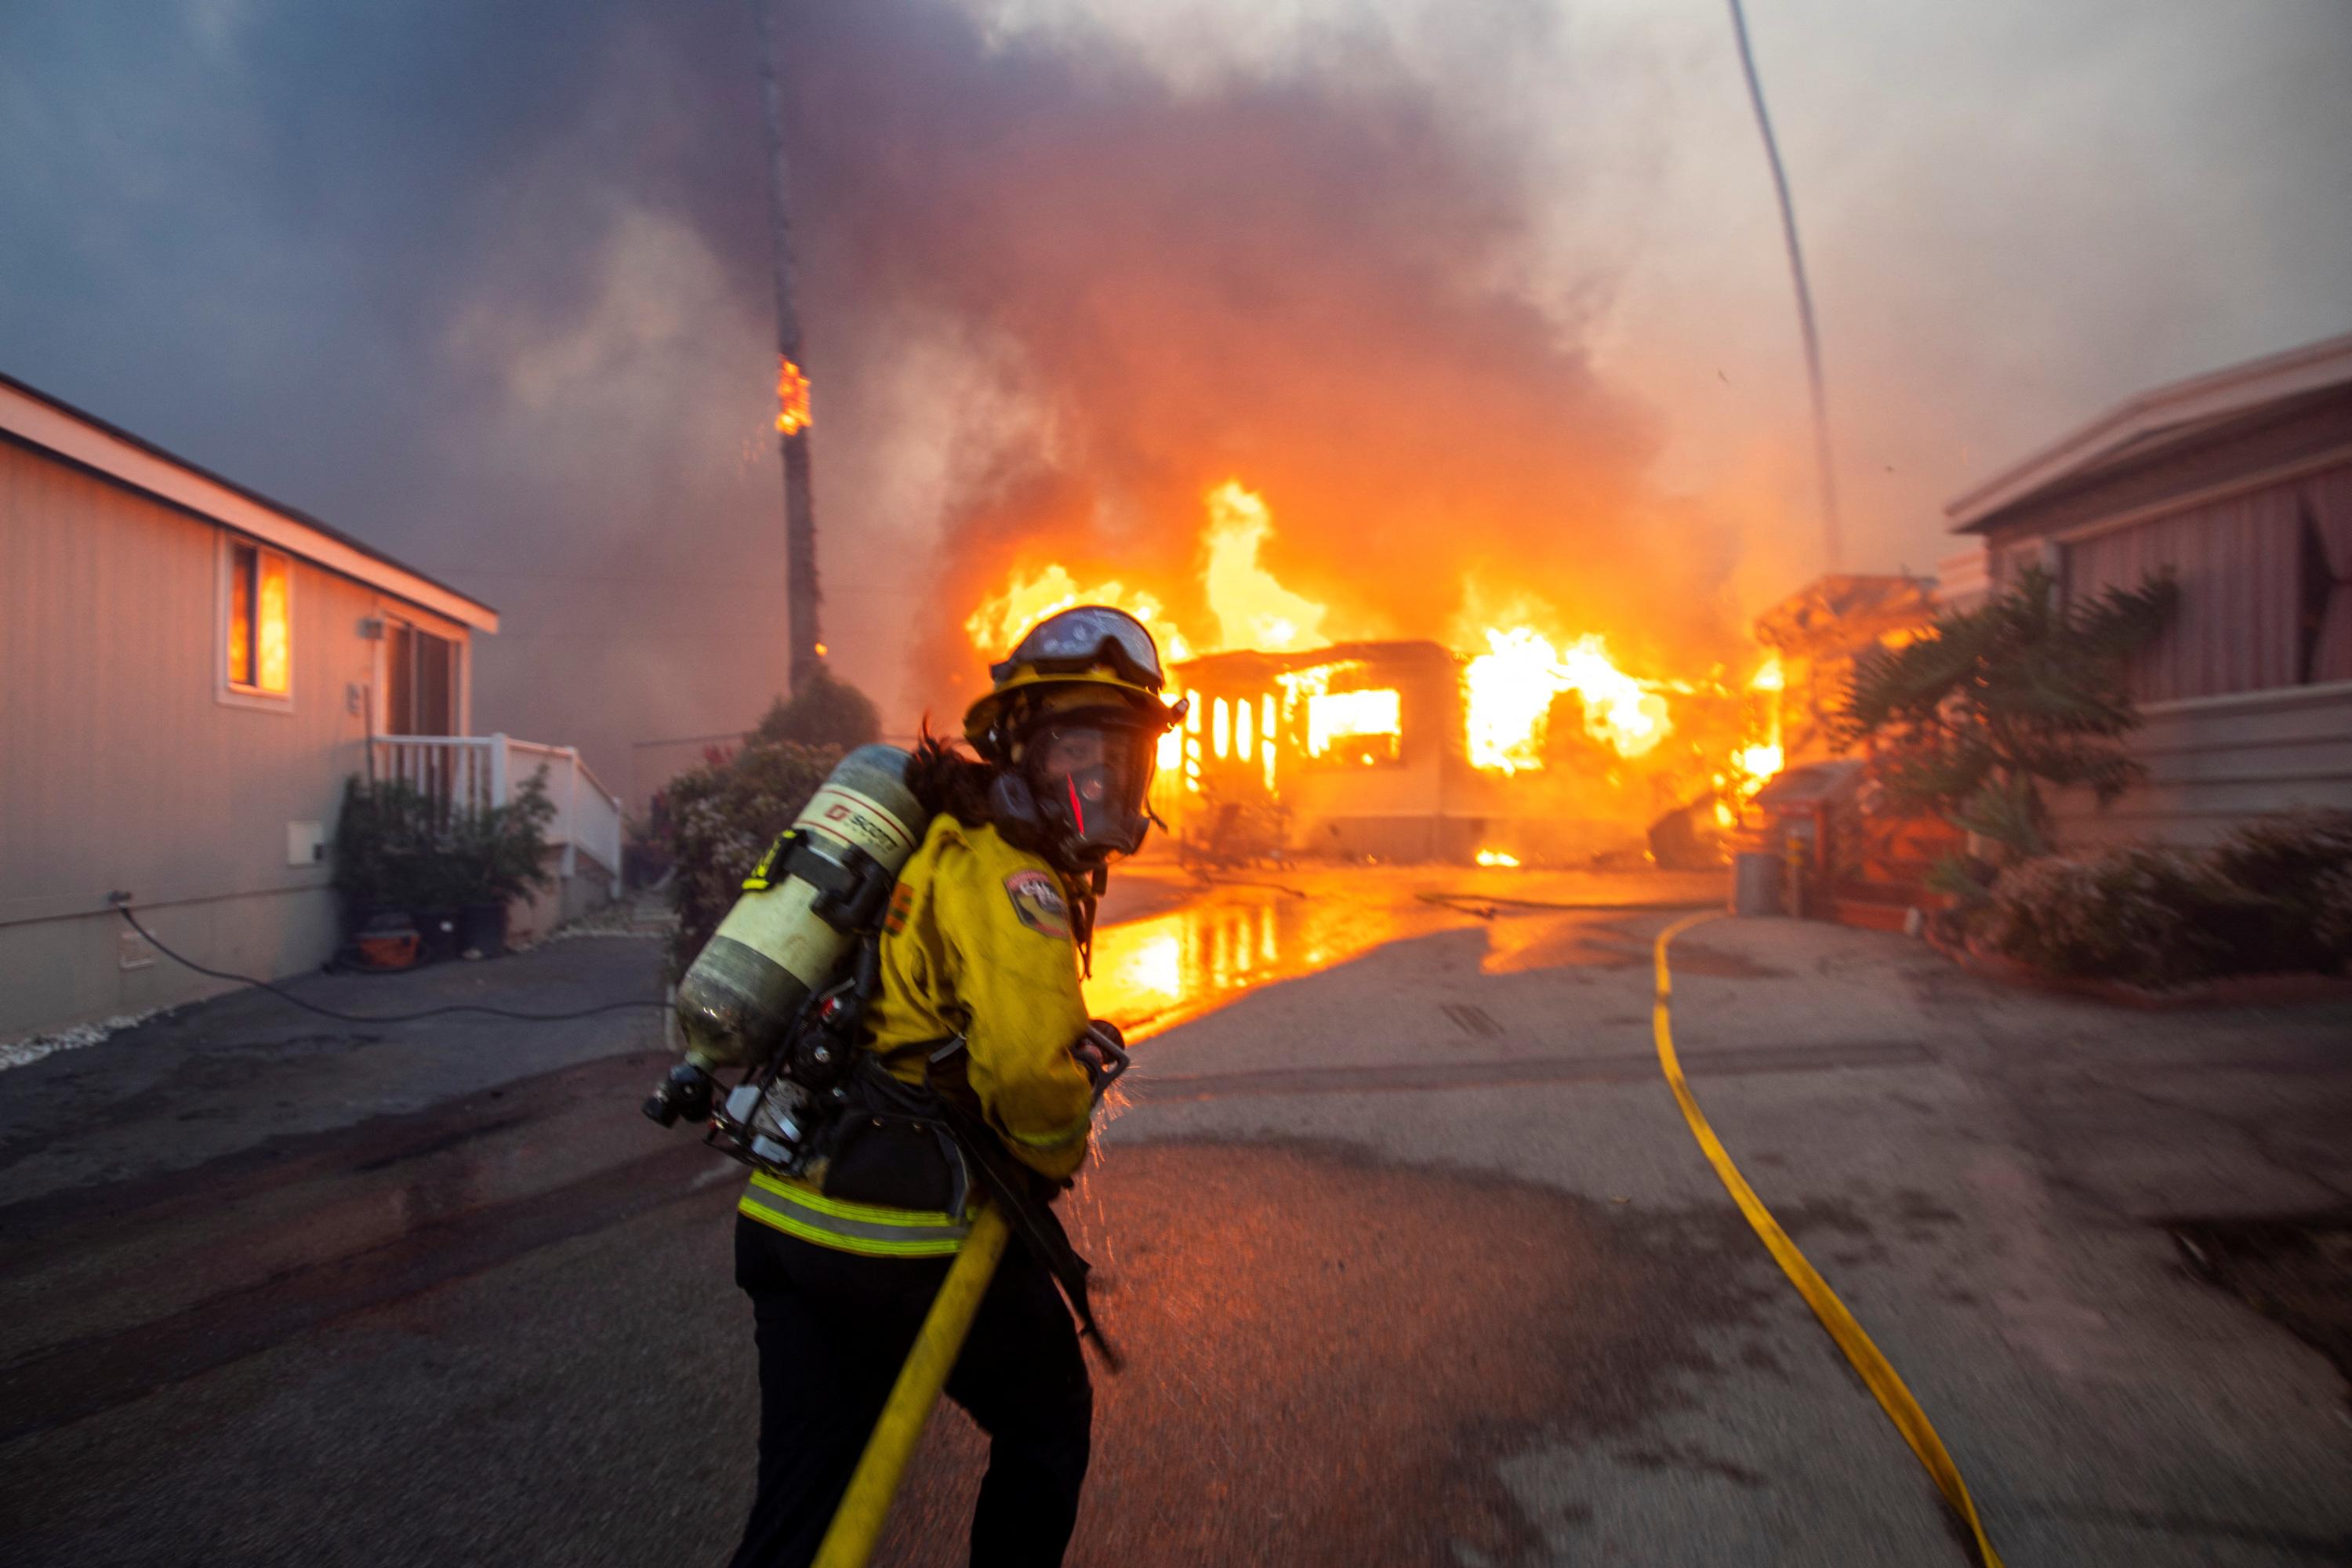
left=1003, top=868, right=1072, bottom=941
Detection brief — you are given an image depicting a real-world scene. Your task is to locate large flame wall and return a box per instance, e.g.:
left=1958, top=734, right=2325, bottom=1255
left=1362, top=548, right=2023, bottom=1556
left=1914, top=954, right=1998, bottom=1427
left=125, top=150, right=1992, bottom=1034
left=967, top=482, right=1783, bottom=862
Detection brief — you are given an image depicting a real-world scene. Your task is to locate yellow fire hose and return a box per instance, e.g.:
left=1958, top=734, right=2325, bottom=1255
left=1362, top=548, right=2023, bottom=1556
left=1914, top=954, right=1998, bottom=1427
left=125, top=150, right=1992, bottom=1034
left=1654, top=910, right=2002, bottom=1566
left=814, top=913, right=2002, bottom=1567
left=811, top=1204, right=1013, bottom=1568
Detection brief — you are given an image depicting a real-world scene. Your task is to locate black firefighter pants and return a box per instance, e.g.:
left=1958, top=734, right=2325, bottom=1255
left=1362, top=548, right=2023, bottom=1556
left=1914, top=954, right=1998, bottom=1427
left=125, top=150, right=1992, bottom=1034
left=728, top=1214, right=1092, bottom=1568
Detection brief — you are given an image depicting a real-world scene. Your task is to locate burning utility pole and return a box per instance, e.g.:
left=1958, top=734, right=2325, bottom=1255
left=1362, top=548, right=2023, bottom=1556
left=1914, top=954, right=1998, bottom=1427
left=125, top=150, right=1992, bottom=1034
left=751, top=0, right=822, bottom=694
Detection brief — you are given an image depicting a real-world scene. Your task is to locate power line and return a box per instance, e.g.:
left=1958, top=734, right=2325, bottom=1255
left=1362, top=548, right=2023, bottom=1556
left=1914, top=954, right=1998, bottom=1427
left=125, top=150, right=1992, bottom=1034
left=115, top=906, right=663, bottom=1025
left=1728, top=0, right=1842, bottom=572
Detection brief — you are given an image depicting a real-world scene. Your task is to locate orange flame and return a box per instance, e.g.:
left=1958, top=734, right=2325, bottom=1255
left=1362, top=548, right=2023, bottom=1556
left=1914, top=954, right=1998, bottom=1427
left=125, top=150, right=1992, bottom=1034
left=963, top=564, right=1192, bottom=664
left=1306, top=688, right=1400, bottom=757
left=1462, top=626, right=1670, bottom=772
left=1201, top=481, right=1328, bottom=652
left=1267, top=660, right=1400, bottom=765
left=1728, top=651, right=1786, bottom=797
left=964, top=481, right=1329, bottom=663
left=775, top=356, right=811, bottom=436
left=961, top=485, right=1788, bottom=823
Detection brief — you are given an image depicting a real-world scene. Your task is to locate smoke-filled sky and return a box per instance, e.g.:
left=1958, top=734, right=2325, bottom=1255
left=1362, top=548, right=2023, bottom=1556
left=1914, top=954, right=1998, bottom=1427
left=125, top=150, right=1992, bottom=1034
left=4, top=0, right=2347, bottom=789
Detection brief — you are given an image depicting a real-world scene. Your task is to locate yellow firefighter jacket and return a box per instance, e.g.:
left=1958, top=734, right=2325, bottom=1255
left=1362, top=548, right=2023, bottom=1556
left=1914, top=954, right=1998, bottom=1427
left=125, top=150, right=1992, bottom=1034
left=737, top=814, right=1096, bottom=1257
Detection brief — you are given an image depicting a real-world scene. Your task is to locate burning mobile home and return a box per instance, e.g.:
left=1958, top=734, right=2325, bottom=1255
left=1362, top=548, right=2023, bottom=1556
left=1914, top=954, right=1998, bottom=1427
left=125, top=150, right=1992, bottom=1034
left=963, top=483, right=1784, bottom=866
left=1161, top=639, right=1470, bottom=862
left=1166, top=636, right=1775, bottom=864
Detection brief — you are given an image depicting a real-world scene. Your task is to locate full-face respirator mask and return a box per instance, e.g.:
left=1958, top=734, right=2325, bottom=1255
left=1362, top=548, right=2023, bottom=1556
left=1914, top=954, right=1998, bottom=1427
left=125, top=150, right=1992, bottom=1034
left=988, top=705, right=1167, bottom=874
left=966, top=605, right=1189, bottom=878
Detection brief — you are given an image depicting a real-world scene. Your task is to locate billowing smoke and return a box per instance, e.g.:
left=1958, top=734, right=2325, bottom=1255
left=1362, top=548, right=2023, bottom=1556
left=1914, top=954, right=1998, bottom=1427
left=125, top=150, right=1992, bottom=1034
left=770, top=1, right=1741, bottom=719
left=6, top=0, right=2346, bottom=782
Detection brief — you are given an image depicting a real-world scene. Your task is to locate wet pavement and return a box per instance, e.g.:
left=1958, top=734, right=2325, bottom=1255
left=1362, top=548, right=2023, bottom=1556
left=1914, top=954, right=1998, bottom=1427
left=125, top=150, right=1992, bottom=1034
left=3, top=870, right=2350, bottom=1565
left=1087, top=860, right=1721, bottom=1039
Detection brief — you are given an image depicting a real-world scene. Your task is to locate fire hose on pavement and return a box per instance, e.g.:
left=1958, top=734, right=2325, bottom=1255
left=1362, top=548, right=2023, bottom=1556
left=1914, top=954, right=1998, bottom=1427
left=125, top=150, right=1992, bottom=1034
left=1653, top=910, right=2002, bottom=1566
left=818, top=911, right=2008, bottom=1568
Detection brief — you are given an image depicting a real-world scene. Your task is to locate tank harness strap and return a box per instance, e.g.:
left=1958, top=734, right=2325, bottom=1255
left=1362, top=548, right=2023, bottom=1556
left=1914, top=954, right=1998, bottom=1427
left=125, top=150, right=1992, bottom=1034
left=741, top=828, right=895, bottom=928
left=739, top=828, right=799, bottom=891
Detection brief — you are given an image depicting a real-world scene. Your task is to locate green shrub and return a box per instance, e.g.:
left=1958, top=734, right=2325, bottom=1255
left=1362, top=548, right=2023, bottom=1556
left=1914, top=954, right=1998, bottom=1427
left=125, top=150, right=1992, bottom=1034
left=1964, top=811, right=2352, bottom=985
left=332, top=771, right=557, bottom=918
left=664, top=740, right=843, bottom=978
left=451, top=772, right=560, bottom=904
left=333, top=776, right=439, bottom=911
left=1981, top=848, right=2262, bottom=989
left=1838, top=564, right=2177, bottom=862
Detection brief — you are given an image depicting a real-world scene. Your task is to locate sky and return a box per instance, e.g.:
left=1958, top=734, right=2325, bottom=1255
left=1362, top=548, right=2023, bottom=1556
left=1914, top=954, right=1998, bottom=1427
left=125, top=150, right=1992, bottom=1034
left=3, top=0, right=2347, bottom=791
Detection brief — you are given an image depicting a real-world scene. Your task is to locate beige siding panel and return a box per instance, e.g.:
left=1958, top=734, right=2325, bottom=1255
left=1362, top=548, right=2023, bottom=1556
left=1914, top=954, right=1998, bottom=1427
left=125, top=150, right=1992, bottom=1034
left=0, top=439, right=422, bottom=1036
left=2062, top=460, right=2352, bottom=701
left=2064, top=484, right=2302, bottom=702
left=2132, top=697, right=2352, bottom=753
left=2137, top=740, right=2352, bottom=785
left=2052, top=682, right=2352, bottom=848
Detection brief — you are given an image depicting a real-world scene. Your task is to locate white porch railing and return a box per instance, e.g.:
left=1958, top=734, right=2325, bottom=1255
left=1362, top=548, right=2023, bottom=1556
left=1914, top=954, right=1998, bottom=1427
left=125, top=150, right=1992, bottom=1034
left=371, top=735, right=624, bottom=883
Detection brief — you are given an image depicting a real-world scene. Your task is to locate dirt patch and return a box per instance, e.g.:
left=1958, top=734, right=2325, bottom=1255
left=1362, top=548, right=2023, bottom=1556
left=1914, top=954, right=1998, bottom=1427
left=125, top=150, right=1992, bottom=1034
left=875, top=1139, right=1773, bottom=1568
left=2170, top=1214, right=2352, bottom=1401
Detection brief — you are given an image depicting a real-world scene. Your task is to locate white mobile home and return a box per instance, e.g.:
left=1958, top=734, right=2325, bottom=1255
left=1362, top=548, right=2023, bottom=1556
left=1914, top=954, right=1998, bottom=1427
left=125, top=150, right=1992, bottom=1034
left=1, top=373, right=618, bottom=1041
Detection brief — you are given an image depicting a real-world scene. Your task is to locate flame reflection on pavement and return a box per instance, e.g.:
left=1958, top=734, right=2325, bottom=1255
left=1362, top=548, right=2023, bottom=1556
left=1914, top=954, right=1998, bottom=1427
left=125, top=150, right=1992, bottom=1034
left=1089, top=883, right=1455, bottom=1041
left=1087, top=866, right=1726, bottom=1042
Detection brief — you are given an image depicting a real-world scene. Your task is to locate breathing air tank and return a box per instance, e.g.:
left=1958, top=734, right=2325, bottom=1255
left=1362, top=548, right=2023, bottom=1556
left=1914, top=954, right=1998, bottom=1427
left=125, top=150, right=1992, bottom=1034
left=675, top=744, right=928, bottom=1067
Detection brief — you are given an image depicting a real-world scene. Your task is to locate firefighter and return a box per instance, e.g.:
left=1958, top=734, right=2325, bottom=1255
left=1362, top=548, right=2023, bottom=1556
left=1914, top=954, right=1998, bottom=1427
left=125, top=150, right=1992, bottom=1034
left=729, top=606, right=1184, bottom=1568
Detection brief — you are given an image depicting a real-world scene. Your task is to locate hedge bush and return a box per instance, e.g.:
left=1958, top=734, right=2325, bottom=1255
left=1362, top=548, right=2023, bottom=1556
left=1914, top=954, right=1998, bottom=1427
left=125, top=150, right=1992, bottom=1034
left=1979, top=809, right=2352, bottom=987
left=1982, top=849, right=2249, bottom=988
left=663, top=740, right=842, bottom=979
left=332, top=771, right=556, bottom=916
left=2208, top=809, right=2352, bottom=974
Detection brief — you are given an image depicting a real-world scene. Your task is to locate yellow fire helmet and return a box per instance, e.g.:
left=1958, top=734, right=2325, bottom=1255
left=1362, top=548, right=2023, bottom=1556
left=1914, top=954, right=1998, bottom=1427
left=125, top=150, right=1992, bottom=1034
left=962, top=605, right=1187, bottom=762
left=964, top=607, right=1190, bottom=872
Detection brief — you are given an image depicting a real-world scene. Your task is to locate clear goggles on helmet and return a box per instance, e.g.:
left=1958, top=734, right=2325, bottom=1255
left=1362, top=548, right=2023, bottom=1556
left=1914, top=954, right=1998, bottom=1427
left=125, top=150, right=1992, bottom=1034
left=1024, top=712, right=1160, bottom=865
left=993, top=606, right=1164, bottom=691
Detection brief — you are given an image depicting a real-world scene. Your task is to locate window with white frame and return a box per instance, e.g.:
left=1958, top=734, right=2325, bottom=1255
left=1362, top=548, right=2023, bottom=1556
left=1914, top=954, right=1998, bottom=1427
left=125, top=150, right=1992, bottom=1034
left=223, top=535, right=292, bottom=698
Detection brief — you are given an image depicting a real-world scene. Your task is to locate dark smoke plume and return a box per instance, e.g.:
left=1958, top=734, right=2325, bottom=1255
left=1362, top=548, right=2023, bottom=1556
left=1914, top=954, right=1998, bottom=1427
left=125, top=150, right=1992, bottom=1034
left=7, top=1, right=2347, bottom=782
left=760, top=2, right=1743, bottom=717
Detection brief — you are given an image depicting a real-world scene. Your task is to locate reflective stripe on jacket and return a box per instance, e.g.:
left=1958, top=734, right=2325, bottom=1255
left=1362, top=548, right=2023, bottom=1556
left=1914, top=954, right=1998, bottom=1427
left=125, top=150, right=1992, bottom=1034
left=739, top=813, right=1095, bottom=1258
left=737, top=1170, right=971, bottom=1257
